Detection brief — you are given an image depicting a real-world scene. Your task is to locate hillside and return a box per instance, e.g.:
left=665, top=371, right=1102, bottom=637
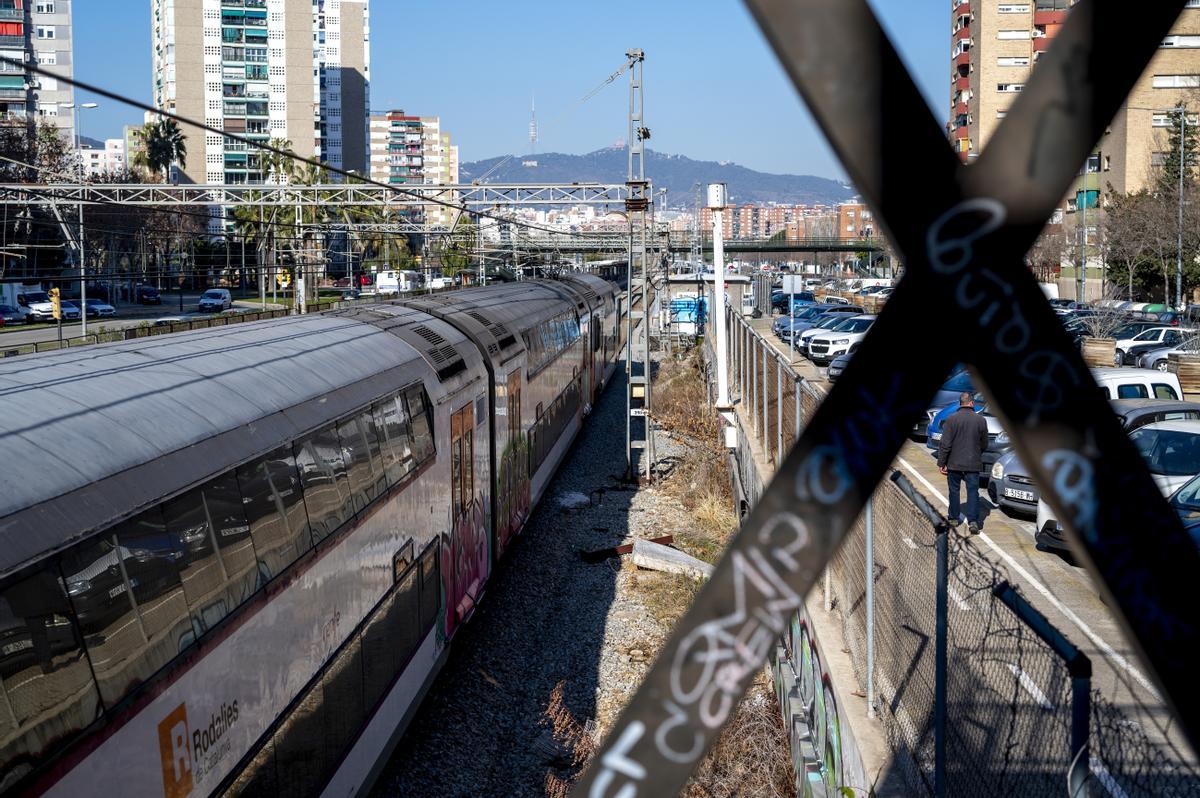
left=461, top=147, right=854, bottom=207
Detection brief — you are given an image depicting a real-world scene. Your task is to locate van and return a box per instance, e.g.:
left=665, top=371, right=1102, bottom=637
left=375, top=270, right=420, bottom=296
left=1093, top=367, right=1182, bottom=401
left=198, top=289, right=232, bottom=313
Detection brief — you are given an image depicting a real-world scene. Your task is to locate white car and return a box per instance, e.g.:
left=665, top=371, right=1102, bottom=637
left=197, top=288, right=232, bottom=313
left=817, top=294, right=852, bottom=306
left=806, top=314, right=876, bottom=364
left=795, top=314, right=850, bottom=356
left=1114, top=327, right=1184, bottom=364
left=1036, top=418, right=1200, bottom=553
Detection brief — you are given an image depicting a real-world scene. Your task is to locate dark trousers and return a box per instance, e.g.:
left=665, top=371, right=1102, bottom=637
left=947, top=470, right=980, bottom=525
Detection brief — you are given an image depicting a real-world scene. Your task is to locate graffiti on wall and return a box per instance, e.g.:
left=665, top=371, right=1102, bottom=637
left=441, top=495, right=488, bottom=639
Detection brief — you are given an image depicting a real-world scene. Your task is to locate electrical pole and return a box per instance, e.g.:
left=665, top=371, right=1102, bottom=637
left=625, top=48, right=654, bottom=483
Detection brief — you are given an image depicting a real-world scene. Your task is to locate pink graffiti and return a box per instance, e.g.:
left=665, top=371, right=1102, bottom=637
left=441, top=496, right=488, bottom=638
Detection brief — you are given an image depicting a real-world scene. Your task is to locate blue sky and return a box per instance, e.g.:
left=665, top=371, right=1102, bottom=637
left=73, top=1, right=946, bottom=180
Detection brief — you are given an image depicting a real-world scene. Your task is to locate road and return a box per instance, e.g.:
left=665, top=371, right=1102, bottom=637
left=0, top=296, right=285, bottom=348
left=748, top=313, right=1196, bottom=768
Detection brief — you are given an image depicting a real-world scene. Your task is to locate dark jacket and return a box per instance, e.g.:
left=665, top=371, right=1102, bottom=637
left=937, top=407, right=989, bottom=472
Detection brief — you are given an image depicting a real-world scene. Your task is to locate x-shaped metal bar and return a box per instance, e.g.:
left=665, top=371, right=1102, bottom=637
left=574, top=2, right=1198, bottom=795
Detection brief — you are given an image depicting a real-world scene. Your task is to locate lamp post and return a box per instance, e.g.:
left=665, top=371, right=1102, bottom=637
left=62, top=101, right=99, bottom=335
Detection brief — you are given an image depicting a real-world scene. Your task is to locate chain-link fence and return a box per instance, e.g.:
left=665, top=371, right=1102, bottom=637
left=824, top=472, right=1200, bottom=798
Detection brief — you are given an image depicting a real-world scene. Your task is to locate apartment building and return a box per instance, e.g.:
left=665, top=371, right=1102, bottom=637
left=368, top=110, right=459, bottom=225
left=950, top=0, right=1200, bottom=208
left=78, top=138, right=125, bottom=176
left=151, top=0, right=369, bottom=185
left=0, top=0, right=74, bottom=139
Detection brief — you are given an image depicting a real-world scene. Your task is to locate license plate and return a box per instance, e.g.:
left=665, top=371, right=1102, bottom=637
left=108, top=583, right=127, bottom=598
left=1004, top=488, right=1035, bottom=501
left=1, top=639, right=32, bottom=656
left=931, top=432, right=942, bottom=441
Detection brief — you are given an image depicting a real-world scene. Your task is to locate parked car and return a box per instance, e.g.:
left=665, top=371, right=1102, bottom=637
left=197, top=289, right=232, bottom=313
left=1092, top=367, right=1183, bottom=401
left=807, top=314, right=876, bottom=364
left=82, top=298, right=116, bottom=318
left=795, top=313, right=853, bottom=356
left=0, top=304, right=26, bottom=327
left=816, top=294, right=852, bottom=306
left=925, top=399, right=1007, bottom=477
left=1167, top=473, right=1200, bottom=547
left=1133, top=336, right=1200, bottom=371
left=1036, top=419, right=1200, bottom=553
left=136, top=285, right=163, bottom=305
left=772, top=290, right=816, bottom=313
left=56, top=301, right=82, bottom=322
left=827, top=351, right=853, bottom=381
left=989, top=398, right=1200, bottom=514
left=1114, top=326, right=1186, bottom=365
left=775, top=304, right=861, bottom=340
left=772, top=303, right=829, bottom=337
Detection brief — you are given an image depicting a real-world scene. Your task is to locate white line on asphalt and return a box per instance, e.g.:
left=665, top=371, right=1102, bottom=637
left=1090, top=757, right=1130, bottom=798
left=896, top=457, right=1162, bottom=700
left=947, top=586, right=972, bottom=611
left=1005, top=662, right=1055, bottom=710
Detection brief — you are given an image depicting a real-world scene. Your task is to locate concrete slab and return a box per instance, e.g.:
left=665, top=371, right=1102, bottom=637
left=630, top=538, right=713, bottom=580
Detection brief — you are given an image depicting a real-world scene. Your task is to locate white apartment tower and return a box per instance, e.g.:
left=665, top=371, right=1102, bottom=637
left=0, top=0, right=75, bottom=141
left=151, top=0, right=369, bottom=185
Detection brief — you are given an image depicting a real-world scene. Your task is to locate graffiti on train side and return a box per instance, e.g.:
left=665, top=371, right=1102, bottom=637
left=496, top=438, right=532, bottom=559
left=787, top=613, right=844, bottom=794
left=441, top=494, right=489, bottom=639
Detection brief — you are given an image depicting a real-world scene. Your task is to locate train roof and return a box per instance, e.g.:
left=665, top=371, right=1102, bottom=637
left=0, top=312, right=455, bottom=575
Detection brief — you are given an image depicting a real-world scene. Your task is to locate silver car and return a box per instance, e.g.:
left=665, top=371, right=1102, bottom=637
left=1135, top=336, right=1200, bottom=371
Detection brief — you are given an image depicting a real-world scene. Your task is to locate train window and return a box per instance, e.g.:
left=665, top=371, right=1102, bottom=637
left=318, top=633, right=365, bottom=777
left=336, top=414, right=380, bottom=513
left=450, top=418, right=463, bottom=518
left=357, top=409, right=389, bottom=499
left=271, top=685, right=327, bottom=795
left=360, top=566, right=419, bottom=710
left=0, top=564, right=101, bottom=776
left=418, top=542, right=440, bottom=635
left=61, top=508, right=191, bottom=707
left=294, top=427, right=353, bottom=544
left=236, top=447, right=312, bottom=583
left=162, top=473, right=257, bottom=638
left=404, top=386, right=435, bottom=464
left=373, top=395, right=415, bottom=484
left=451, top=403, right=475, bottom=518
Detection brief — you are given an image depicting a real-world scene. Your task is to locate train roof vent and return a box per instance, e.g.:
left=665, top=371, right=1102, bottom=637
left=411, top=324, right=464, bottom=374
left=466, top=310, right=517, bottom=352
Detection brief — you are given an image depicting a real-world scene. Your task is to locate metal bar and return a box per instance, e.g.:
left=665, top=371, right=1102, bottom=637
left=776, top=356, right=783, bottom=464
left=935, top=522, right=948, bottom=798
left=761, top=341, right=768, bottom=451
left=1071, top=675, right=1092, bottom=798
left=865, top=495, right=876, bottom=719
left=794, top=377, right=801, bottom=437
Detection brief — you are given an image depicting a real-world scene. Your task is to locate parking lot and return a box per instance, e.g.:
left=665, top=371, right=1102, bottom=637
left=747, top=302, right=1193, bottom=759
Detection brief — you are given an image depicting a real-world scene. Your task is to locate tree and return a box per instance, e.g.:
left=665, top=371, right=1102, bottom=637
left=1100, top=190, right=1153, bottom=301
left=1026, top=221, right=1066, bottom=283
left=133, top=120, right=188, bottom=181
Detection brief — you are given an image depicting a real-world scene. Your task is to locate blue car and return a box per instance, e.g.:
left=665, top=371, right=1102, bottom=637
left=913, top=367, right=972, bottom=439
left=772, top=290, right=816, bottom=312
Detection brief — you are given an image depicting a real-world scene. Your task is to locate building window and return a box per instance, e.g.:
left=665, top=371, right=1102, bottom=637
left=998, top=56, right=1030, bottom=67
left=36, top=26, right=55, bottom=39
left=997, top=29, right=1031, bottom=40
left=35, top=2, right=56, bottom=12
left=997, top=83, right=1025, bottom=93
left=1152, top=112, right=1200, bottom=127
left=997, top=4, right=1030, bottom=11
left=1152, top=74, right=1200, bottom=88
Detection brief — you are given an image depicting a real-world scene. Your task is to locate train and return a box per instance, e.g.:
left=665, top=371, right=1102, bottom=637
left=0, top=274, right=620, bottom=797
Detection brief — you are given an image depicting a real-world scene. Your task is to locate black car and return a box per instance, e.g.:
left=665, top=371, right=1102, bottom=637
left=136, top=285, right=163, bottom=305
left=913, top=366, right=972, bottom=439
left=827, top=351, right=852, bottom=381
left=1168, top=475, right=1200, bottom=549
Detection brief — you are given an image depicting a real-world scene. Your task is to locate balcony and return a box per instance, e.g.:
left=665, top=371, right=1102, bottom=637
left=1033, top=36, right=1051, bottom=52
left=0, top=8, right=23, bottom=20
left=956, top=26, right=970, bottom=40
left=954, top=125, right=970, bottom=140
left=954, top=75, right=970, bottom=91
left=954, top=51, right=970, bottom=68
left=954, top=101, right=968, bottom=116
left=1034, top=10, right=1066, bottom=25
left=0, top=35, right=24, bottom=48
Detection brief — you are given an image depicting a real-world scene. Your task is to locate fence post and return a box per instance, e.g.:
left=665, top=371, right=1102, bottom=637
left=935, top=523, right=948, bottom=798
left=776, top=357, right=783, bottom=464
left=865, top=494, right=876, bottom=719
left=761, top=341, right=768, bottom=451
left=752, top=333, right=758, bottom=430
left=795, top=377, right=802, bottom=436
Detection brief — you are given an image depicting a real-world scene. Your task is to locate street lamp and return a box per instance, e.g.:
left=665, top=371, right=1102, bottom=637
left=61, top=101, right=99, bottom=334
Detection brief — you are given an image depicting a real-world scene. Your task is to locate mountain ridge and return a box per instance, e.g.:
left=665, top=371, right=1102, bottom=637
left=461, top=147, right=854, bottom=207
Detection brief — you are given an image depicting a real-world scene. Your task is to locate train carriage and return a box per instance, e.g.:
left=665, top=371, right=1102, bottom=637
left=0, top=276, right=618, bottom=798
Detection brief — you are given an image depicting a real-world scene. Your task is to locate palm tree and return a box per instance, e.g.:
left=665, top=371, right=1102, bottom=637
left=132, top=120, right=188, bottom=182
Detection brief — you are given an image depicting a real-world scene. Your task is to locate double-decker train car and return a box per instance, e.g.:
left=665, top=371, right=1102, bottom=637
left=0, top=275, right=617, bottom=797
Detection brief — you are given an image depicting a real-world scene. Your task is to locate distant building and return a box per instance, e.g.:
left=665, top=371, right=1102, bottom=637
left=0, top=0, right=75, bottom=141
left=150, top=0, right=370, bottom=184
left=78, top=138, right=125, bottom=176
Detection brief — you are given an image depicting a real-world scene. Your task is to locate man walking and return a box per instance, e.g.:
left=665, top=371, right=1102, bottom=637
left=937, top=391, right=989, bottom=533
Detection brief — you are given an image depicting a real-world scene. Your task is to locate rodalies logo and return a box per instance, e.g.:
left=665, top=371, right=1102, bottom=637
left=156, top=699, right=241, bottom=797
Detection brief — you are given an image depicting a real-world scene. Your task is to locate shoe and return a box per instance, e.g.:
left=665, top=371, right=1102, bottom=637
left=968, top=521, right=980, bottom=534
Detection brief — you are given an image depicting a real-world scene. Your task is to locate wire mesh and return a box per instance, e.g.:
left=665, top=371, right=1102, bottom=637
left=824, top=477, right=1200, bottom=797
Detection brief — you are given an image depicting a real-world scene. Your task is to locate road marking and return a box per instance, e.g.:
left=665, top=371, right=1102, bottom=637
left=947, top=586, right=971, bottom=611
left=1005, top=662, right=1054, bottom=710
left=1090, top=757, right=1130, bottom=798
left=897, top=456, right=1162, bottom=700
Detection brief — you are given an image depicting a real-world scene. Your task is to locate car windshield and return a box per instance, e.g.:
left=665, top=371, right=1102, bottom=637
left=23, top=292, right=50, bottom=303
left=1171, top=473, right=1200, bottom=510
left=942, top=371, right=974, bottom=392
left=796, top=306, right=824, bottom=320
left=830, top=316, right=861, bottom=332
left=1130, top=428, right=1200, bottom=476
left=203, top=291, right=224, bottom=299
left=813, top=316, right=843, bottom=330
left=1111, top=323, right=1150, bottom=338
left=844, top=318, right=873, bottom=333
left=1133, top=329, right=1163, bottom=341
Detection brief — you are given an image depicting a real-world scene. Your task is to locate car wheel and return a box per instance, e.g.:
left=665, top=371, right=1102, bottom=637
left=1114, top=350, right=1124, bottom=366
left=1156, top=360, right=1169, bottom=372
